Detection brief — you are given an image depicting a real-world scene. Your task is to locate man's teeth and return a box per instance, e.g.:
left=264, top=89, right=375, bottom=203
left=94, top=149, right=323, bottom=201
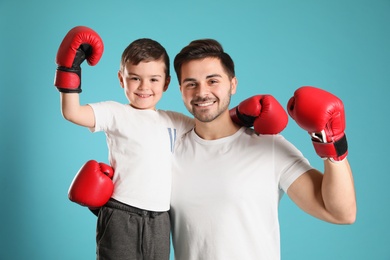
left=197, top=101, right=214, bottom=107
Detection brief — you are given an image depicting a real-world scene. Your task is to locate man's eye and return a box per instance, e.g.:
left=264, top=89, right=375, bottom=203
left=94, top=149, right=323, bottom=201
left=185, top=83, right=196, bottom=88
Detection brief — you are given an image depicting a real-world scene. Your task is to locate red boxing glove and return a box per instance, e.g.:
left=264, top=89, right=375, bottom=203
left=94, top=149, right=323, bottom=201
left=68, top=160, right=114, bottom=208
left=230, top=95, right=288, bottom=134
left=287, top=86, right=348, bottom=162
left=54, top=26, right=104, bottom=93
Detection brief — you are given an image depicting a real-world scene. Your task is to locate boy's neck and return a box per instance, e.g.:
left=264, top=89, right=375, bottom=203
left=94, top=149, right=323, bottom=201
left=129, top=104, right=157, bottom=111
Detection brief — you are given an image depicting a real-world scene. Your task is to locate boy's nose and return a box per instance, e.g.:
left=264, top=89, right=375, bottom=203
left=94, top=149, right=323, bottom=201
left=138, top=81, right=149, bottom=90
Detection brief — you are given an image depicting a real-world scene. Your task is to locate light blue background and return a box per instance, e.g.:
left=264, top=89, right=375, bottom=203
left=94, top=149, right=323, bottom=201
left=1, top=0, right=389, bottom=259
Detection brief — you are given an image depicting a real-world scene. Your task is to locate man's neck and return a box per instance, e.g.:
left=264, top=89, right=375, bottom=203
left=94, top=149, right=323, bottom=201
left=194, top=112, right=241, bottom=140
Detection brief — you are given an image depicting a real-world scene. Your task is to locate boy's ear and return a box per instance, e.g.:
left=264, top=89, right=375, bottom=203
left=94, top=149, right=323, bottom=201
left=164, top=76, right=171, bottom=92
left=118, top=70, right=124, bottom=88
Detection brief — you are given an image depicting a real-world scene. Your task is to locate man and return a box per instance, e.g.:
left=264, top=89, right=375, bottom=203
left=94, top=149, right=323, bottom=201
left=170, top=39, right=356, bottom=260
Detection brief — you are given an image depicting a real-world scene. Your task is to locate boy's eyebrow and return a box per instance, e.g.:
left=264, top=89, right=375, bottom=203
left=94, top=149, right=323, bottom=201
left=127, top=72, right=163, bottom=78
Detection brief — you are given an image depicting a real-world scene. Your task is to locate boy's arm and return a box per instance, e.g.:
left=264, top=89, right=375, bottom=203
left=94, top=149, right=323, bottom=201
left=61, top=93, right=95, bottom=128
left=54, top=26, right=104, bottom=128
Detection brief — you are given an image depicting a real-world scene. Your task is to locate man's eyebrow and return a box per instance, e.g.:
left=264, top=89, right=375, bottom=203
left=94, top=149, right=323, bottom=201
left=182, top=78, right=196, bottom=83
left=206, top=74, right=222, bottom=79
left=182, top=74, right=222, bottom=83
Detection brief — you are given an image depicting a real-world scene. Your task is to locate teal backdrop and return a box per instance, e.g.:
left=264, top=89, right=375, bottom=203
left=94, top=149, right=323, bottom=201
left=1, top=0, right=389, bottom=259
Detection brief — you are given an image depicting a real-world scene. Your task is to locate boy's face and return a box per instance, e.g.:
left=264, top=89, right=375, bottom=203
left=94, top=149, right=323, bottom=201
left=179, top=57, right=237, bottom=123
left=118, top=60, right=170, bottom=110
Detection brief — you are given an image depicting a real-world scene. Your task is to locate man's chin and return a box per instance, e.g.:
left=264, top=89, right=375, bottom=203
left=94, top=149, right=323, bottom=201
left=193, top=111, right=219, bottom=123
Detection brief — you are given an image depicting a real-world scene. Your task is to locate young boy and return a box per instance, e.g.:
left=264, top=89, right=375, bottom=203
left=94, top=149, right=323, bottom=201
left=54, top=26, right=193, bottom=259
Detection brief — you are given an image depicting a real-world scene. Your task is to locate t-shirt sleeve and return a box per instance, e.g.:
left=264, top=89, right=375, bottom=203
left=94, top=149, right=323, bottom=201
left=273, top=135, right=314, bottom=192
left=165, top=111, right=194, bottom=137
left=88, top=101, right=115, bottom=133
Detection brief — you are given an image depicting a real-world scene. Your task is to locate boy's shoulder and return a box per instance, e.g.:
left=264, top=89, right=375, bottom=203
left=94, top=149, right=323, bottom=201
left=157, top=110, right=194, bottom=130
left=90, top=100, right=122, bottom=107
left=158, top=110, right=190, bottom=120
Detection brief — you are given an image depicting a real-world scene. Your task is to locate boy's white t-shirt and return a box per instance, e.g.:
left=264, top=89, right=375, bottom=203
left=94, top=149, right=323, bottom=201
left=89, top=101, right=193, bottom=211
left=170, top=127, right=313, bottom=260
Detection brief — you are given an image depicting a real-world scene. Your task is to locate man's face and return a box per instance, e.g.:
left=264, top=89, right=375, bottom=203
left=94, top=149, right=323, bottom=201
left=179, top=57, right=237, bottom=122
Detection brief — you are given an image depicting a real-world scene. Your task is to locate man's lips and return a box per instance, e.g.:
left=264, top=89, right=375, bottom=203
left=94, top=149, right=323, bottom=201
left=192, top=100, right=216, bottom=107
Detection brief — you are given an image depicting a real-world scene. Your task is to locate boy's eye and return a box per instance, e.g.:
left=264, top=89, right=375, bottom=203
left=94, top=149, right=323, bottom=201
left=151, top=78, right=159, bottom=82
left=130, top=77, right=140, bottom=81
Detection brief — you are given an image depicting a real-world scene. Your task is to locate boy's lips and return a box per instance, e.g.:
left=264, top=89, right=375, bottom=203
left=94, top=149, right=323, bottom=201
left=136, top=93, right=153, bottom=98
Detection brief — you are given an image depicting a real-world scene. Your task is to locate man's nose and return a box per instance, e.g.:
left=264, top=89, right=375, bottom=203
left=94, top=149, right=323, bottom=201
left=195, top=82, right=210, bottom=97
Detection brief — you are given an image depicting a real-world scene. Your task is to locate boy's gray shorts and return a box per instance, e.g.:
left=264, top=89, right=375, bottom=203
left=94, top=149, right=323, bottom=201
left=96, top=199, right=170, bottom=260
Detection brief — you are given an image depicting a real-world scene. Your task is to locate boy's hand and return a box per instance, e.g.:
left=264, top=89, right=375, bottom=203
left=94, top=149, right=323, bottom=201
left=54, top=26, right=104, bottom=93
left=68, top=160, right=114, bottom=208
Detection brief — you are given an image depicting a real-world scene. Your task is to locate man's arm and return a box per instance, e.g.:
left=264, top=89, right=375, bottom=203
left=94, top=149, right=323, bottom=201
left=287, top=159, right=356, bottom=224
left=286, top=86, right=356, bottom=224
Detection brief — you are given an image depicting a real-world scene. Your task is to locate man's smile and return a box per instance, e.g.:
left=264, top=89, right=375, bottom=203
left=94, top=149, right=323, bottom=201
left=192, top=99, right=216, bottom=107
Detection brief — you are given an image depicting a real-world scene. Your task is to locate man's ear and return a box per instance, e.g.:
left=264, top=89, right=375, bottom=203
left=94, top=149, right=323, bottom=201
left=118, top=70, right=124, bottom=88
left=231, top=77, right=238, bottom=95
left=164, top=76, right=171, bottom=92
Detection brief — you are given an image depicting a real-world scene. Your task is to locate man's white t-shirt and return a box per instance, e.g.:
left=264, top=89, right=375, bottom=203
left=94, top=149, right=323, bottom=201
left=170, top=127, right=313, bottom=260
left=89, top=101, right=193, bottom=212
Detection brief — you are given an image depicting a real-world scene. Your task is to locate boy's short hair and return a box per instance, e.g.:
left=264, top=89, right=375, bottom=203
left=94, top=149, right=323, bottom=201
left=174, top=39, right=235, bottom=83
left=120, top=38, right=170, bottom=77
